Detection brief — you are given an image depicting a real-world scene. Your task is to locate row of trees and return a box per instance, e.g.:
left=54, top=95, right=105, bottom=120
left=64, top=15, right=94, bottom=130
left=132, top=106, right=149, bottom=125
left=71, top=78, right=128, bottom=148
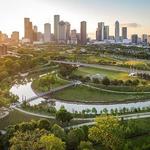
left=70, top=74, right=141, bottom=87
left=22, top=101, right=150, bottom=118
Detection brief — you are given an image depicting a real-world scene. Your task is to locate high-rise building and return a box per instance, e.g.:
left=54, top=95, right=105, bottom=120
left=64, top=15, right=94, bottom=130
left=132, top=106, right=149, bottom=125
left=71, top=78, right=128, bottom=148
left=44, top=23, right=51, bottom=42
left=71, top=29, right=77, bottom=44
left=24, top=18, right=33, bottom=43
left=80, top=21, right=87, bottom=45
left=33, top=25, right=38, bottom=41
left=122, top=27, right=127, bottom=39
left=11, top=31, right=19, bottom=43
left=104, top=25, right=109, bottom=40
left=65, top=22, right=71, bottom=42
left=147, top=35, right=150, bottom=44
left=54, top=15, right=60, bottom=41
left=96, top=22, right=104, bottom=41
left=58, top=21, right=66, bottom=43
left=131, top=34, right=138, bottom=44
left=115, top=21, right=120, bottom=42
left=142, top=34, right=147, bottom=43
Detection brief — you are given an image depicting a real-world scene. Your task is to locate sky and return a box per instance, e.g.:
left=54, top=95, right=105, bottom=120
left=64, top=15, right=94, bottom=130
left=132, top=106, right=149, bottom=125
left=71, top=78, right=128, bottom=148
left=0, top=0, right=150, bottom=39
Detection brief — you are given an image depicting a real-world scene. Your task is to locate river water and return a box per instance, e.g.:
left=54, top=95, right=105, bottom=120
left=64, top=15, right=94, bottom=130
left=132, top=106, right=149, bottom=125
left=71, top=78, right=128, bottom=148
left=10, top=82, right=150, bottom=113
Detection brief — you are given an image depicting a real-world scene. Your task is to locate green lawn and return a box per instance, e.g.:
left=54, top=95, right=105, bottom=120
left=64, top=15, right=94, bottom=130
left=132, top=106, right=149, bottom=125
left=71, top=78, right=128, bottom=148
left=73, top=67, right=132, bottom=80
left=0, top=110, right=43, bottom=130
left=32, top=75, right=69, bottom=93
left=0, top=110, right=90, bottom=130
left=52, top=85, right=150, bottom=103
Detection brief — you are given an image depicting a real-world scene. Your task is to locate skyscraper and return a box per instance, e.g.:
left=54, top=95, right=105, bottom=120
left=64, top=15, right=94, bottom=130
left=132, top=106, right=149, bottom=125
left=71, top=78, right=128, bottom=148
left=65, top=22, right=71, bottom=42
left=80, top=21, right=87, bottom=45
left=44, top=23, right=51, bottom=42
left=122, top=27, right=127, bottom=39
left=104, top=26, right=109, bottom=40
left=33, top=25, right=38, bottom=41
left=24, top=18, right=33, bottom=43
left=58, top=21, right=66, bottom=43
left=71, top=29, right=77, bottom=44
left=115, top=21, right=120, bottom=42
left=96, top=22, right=104, bottom=41
left=54, top=15, right=60, bottom=41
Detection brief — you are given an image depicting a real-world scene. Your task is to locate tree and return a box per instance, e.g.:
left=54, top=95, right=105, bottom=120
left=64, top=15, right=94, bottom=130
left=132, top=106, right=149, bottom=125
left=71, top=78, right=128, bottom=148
left=9, top=129, right=49, bottom=150
left=92, top=107, right=97, bottom=114
left=51, top=124, right=66, bottom=140
left=40, top=134, right=65, bottom=150
left=88, top=115, right=124, bottom=150
left=38, top=119, right=51, bottom=130
left=132, top=79, right=140, bottom=86
left=102, top=77, right=110, bottom=86
left=78, top=141, right=94, bottom=150
left=67, top=128, right=85, bottom=150
left=56, top=107, right=73, bottom=124
left=59, top=64, right=77, bottom=77
left=93, top=78, right=100, bottom=84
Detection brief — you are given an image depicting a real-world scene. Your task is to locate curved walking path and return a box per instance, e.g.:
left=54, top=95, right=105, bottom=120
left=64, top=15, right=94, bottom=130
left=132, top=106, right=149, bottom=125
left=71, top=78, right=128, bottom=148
left=83, top=84, right=150, bottom=94
left=12, top=106, right=150, bottom=121
left=52, top=60, right=150, bottom=75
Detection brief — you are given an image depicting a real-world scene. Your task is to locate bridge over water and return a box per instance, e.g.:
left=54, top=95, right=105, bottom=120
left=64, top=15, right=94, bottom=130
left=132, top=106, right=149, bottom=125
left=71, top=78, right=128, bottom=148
left=23, top=81, right=81, bottom=103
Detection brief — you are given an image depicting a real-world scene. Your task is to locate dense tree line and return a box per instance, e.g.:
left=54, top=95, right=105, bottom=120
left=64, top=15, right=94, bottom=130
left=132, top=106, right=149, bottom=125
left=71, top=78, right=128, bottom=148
left=1, top=115, right=150, bottom=150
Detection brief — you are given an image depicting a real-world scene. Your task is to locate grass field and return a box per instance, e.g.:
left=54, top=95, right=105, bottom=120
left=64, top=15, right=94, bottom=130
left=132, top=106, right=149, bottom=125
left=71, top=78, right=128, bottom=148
left=52, top=85, right=150, bottom=103
left=0, top=110, right=43, bottom=130
left=32, top=74, right=69, bottom=92
left=73, top=67, right=132, bottom=80
left=0, top=110, right=90, bottom=130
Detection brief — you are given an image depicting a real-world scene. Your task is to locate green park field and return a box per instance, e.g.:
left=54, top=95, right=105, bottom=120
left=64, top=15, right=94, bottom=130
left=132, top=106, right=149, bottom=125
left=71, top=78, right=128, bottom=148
left=52, top=85, right=150, bottom=103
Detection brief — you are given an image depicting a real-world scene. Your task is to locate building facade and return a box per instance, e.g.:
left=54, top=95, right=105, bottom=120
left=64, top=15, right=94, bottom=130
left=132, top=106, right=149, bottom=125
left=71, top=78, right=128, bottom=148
left=115, top=21, right=120, bottom=42
left=80, top=21, right=87, bottom=45
left=24, top=18, right=33, bottom=43
left=122, top=27, right=127, bottom=40
left=132, top=34, right=138, bottom=44
left=54, top=15, right=60, bottom=41
left=44, top=23, right=51, bottom=42
left=104, top=25, right=109, bottom=40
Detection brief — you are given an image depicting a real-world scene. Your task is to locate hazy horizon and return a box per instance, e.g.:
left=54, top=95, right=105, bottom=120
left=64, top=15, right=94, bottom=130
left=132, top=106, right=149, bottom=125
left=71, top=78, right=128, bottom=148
left=0, top=0, right=150, bottom=39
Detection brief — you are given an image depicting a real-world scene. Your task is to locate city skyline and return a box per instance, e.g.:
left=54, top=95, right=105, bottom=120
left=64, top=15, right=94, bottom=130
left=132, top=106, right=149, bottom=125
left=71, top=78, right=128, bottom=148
left=0, top=0, right=150, bottom=38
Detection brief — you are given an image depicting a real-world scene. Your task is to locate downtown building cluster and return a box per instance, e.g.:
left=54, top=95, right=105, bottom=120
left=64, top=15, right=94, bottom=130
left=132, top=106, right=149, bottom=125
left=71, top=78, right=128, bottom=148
left=0, top=15, right=150, bottom=46
left=95, top=21, right=150, bottom=45
left=22, top=17, right=150, bottom=45
left=23, top=15, right=87, bottom=45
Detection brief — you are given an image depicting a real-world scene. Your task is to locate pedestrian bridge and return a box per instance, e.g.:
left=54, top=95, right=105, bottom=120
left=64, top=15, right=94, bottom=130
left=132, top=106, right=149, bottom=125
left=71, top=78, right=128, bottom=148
left=24, top=81, right=81, bottom=103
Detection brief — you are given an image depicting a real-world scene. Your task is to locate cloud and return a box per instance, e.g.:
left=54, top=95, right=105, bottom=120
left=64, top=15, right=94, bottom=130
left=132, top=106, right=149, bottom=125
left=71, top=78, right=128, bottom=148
left=121, top=23, right=142, bottom=28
